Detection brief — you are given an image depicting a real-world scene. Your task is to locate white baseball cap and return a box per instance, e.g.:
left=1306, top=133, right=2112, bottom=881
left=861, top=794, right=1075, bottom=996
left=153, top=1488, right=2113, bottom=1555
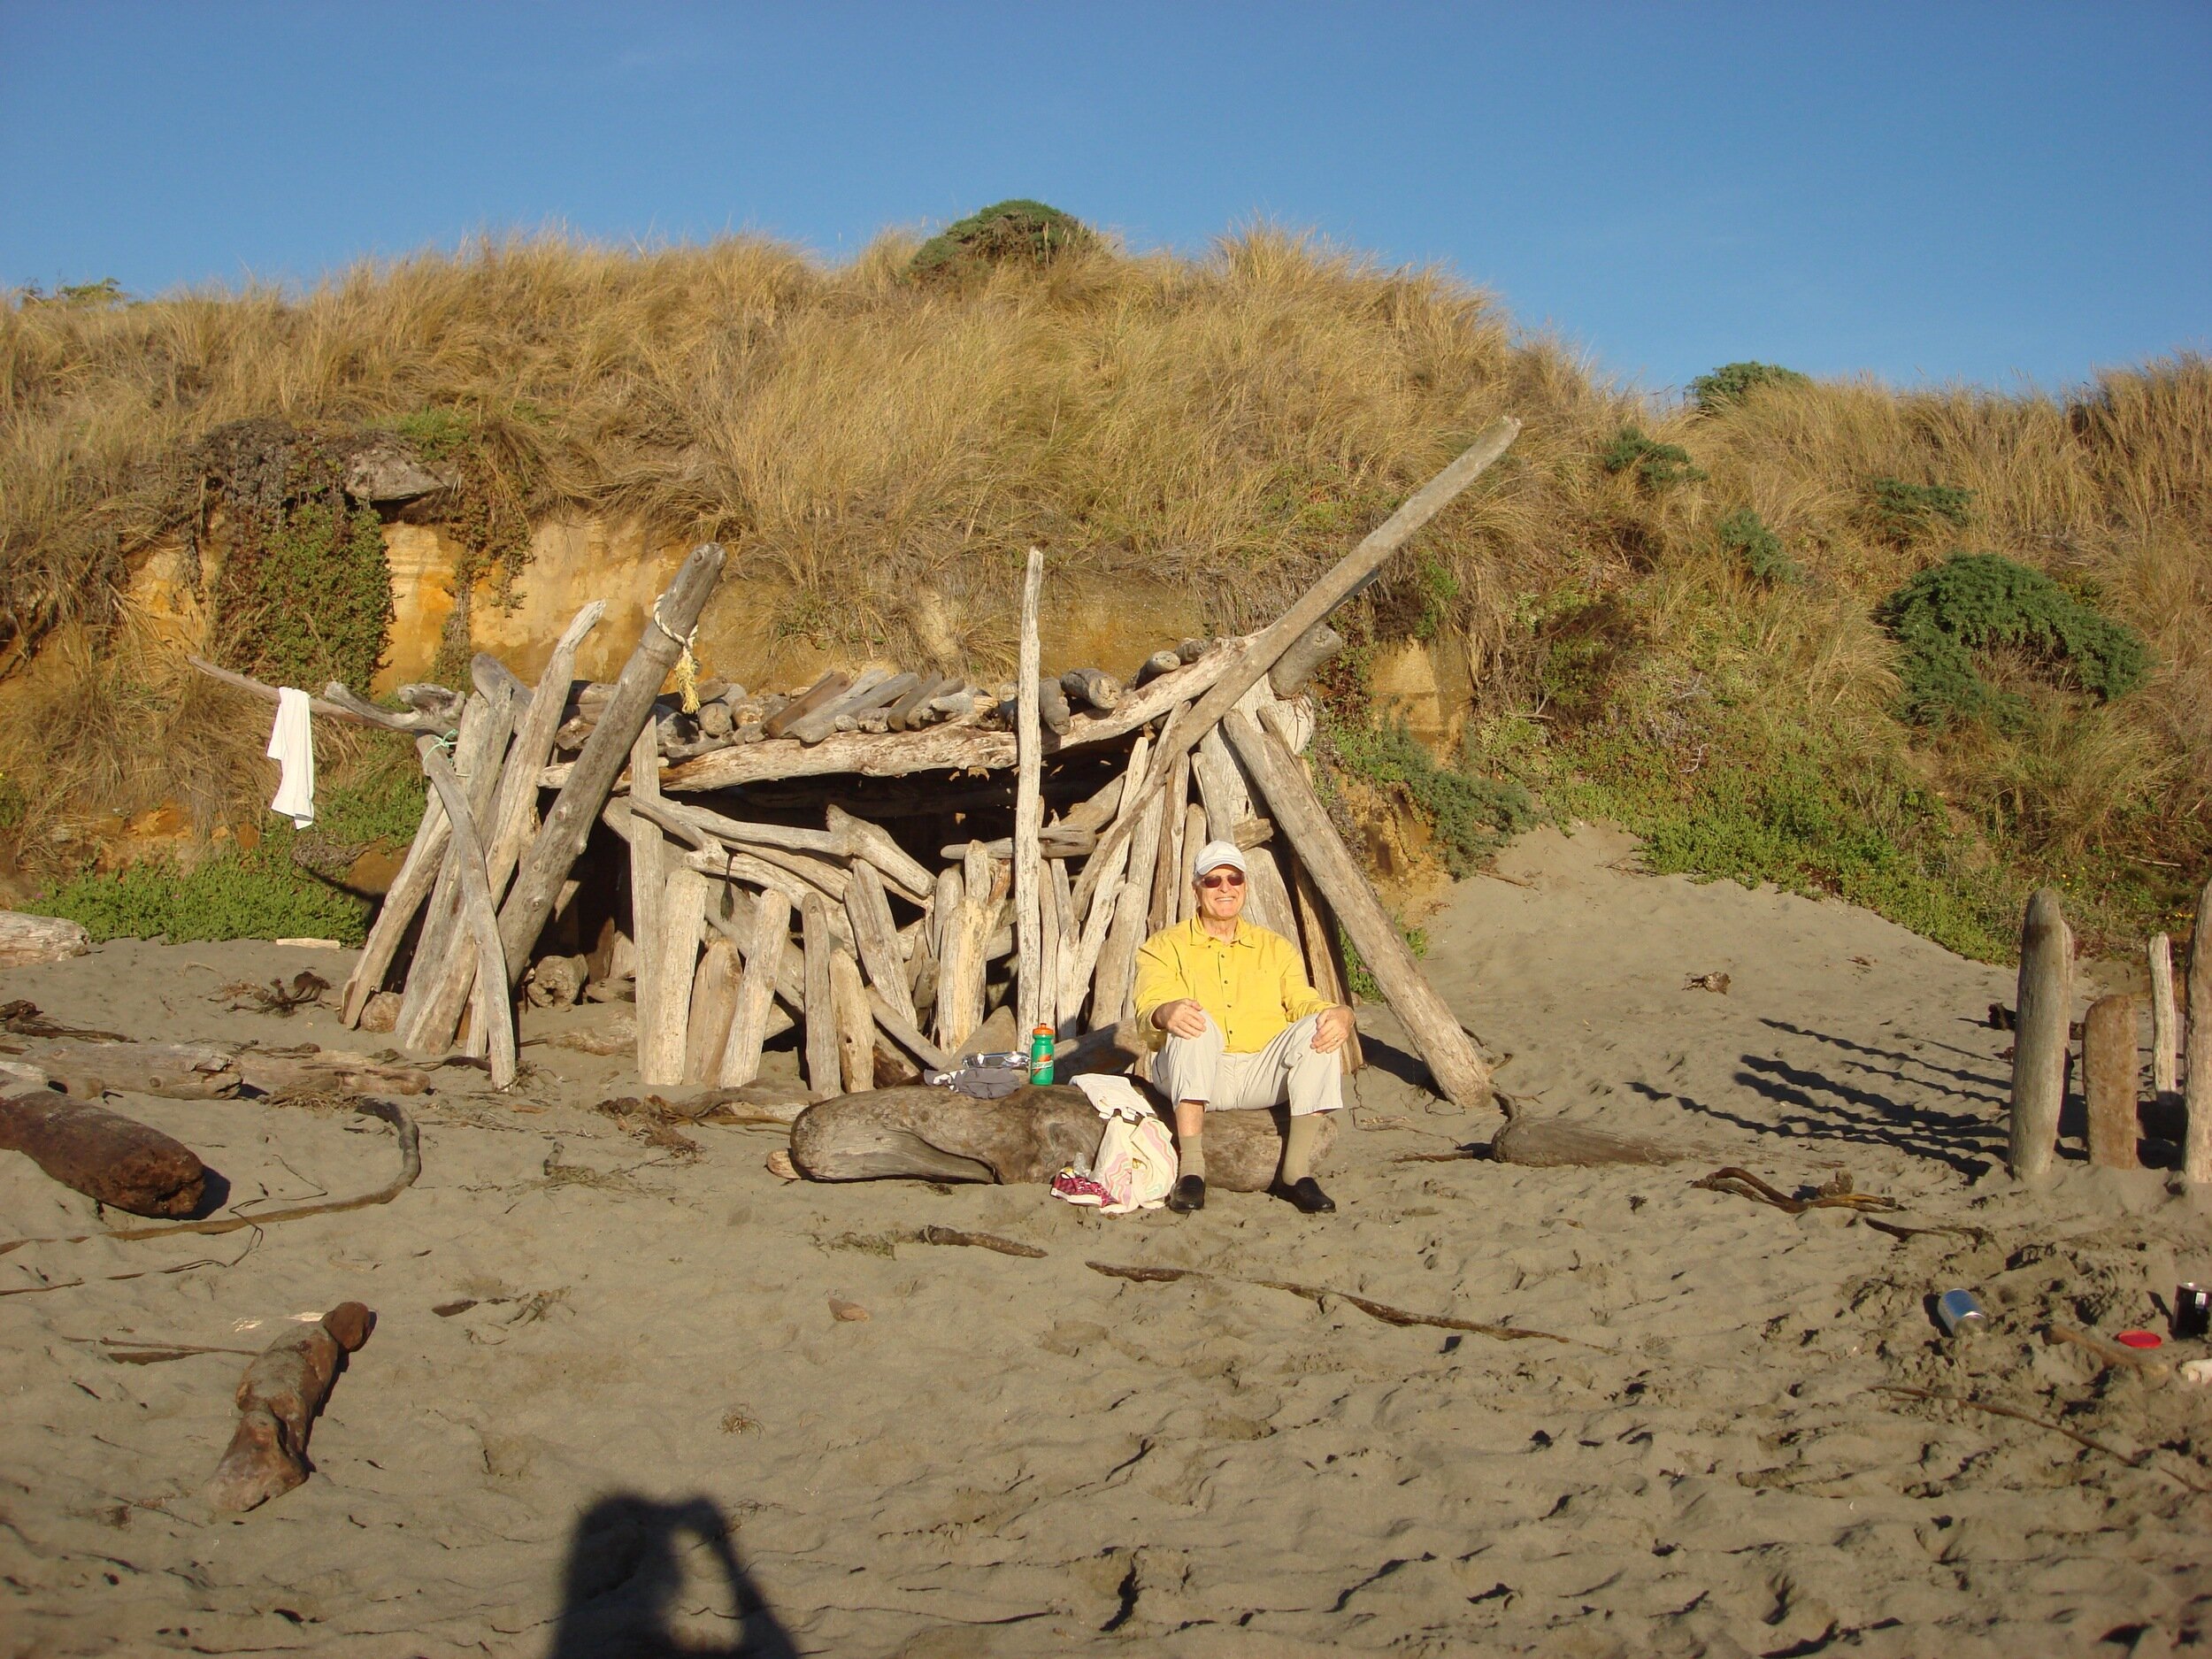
left=1192, top=840, right=1247, bottom=878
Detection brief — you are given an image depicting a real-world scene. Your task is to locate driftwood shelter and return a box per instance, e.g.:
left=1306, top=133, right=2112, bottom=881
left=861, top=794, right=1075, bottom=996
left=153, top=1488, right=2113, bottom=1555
left=201, top=421, right=1520, bottom=1119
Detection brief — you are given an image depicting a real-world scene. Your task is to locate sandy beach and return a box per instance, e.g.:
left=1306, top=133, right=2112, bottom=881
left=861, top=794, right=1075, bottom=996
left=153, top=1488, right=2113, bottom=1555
left=4, top=821, right=2208, bottom=1656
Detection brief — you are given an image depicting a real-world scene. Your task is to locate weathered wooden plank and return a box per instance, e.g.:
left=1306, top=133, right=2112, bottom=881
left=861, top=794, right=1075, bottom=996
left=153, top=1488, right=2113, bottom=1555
left=1288, top=847, right=1363, bottom=1072
left=832, top=949, right=876, bottom=1093
left=1014, top=548, right=1047, bottom=1033
left=2185, top=879, right=2212, bottom=1185
left=415, top=740, right=517, bottom=1088
left=846, top=861, right=918, bottom=1031
left=802, top=894, right=841, bottom=1099
left=641, top=866, right=706, bottom=1087
left=1093, top=777, right=1168, bottom=1025
left=628, top=722, right=672, bottom=1081
left=717, top=888, right=791, bottom=1087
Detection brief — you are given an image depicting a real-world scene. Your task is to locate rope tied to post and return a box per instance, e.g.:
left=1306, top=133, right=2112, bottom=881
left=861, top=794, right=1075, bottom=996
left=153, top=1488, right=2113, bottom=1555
left=649, top=601, right=703, bottom=713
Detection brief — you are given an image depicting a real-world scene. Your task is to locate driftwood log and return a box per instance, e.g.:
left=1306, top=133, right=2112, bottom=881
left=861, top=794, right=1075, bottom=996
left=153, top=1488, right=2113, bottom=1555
left=1084, top=419, right=1520, bottom=887
left=2186, top=877, right=2212, bottom=1185
left=2082, top=994, right=2139, bottom=1170
left=2148, top=933, right=2178, bottom=1107
left=233, top=1050, right=434, bottom=1098
left=2008, top=888, right=2071, bottom=1180
left=10, top=1040, right=242, bottom=1098
left=496, top=542, right=726, bottom=984
left=204, top=1302, right=373, bottom=1514
left=1228, top=705, right=1492, bottom=1110
left=1488, top=1117, right=1681, bottom=1168
left=0, top=913, right=91, bottom=968
left=1013, top=549, right=1048, bottom=1033
left=787, top=1084, right=1332, bottom=1190
left=0, top=1092, right=207, bottom=1217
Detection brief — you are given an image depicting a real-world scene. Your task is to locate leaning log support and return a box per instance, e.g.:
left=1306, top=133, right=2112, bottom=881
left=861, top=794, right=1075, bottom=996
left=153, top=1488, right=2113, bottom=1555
left=496, top=542, right=726, bottom=983
left=1225, top=705, right=1492, bottom=1113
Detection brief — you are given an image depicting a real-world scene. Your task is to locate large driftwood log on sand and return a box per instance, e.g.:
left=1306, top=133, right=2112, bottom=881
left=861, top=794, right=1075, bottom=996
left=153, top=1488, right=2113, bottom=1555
left=0, top=913, right=91, bottom=967
left=9, top=1040, right=242, bottom=1098
left=788, top=1084, right=1333, bottom=1190
left=0, top=1092, right=207, bottom=1216
left=204, top=1302, right=373, bottom=1514
left=1489, top=1117, right=1681, bottom=1169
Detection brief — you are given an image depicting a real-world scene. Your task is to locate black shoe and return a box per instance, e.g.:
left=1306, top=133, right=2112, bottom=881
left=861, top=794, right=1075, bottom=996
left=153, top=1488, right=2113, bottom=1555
left=1166, top=1175, right=1207, bottom=1213
left=1273, top=1177, right=1335, bottom=1214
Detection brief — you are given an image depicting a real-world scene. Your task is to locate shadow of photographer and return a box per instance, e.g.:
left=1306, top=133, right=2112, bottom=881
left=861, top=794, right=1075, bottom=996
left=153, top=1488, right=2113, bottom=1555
left=549, top=1494, right=798, bottom=1659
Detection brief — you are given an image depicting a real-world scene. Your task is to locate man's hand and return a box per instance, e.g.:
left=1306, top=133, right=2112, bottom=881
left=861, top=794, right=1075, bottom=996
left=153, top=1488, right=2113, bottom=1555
left=1152, top=999, right=1210, bottom=1040
left=1310, top=1005, right=1356, bottom=1054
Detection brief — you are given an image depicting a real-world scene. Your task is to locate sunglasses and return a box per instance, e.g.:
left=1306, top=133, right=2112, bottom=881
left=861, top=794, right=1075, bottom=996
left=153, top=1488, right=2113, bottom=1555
left=1197, top=871, right=1246, bottom=889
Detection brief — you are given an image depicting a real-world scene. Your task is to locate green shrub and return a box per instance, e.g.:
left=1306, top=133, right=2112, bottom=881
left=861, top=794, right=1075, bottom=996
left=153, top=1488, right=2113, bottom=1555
left=1532, top=593, right=1642, bottom=725
left=1328, top=718, right=1539, bottom=877
left=1412, top=550, right=1461, bottom=641
left=910, top=200, right=1094, bottom=282
left=36, top=826, right=371, bottom=945
left=1601, top=426, right=1705, bottom=489
left=1717, top=508, right=1800, bottom=585
left=201, top=420, right=396, bottom=692
left=1878, top=551, right=2152, bottom=729
left=229, top=498, right=394, bottom=691
left=1868, top=476, right=1974, bottom=541
left=1688, top=361, right=1810, bottom=414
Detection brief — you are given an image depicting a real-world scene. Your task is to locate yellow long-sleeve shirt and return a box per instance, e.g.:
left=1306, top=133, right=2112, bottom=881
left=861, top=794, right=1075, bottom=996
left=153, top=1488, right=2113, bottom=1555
left=1132, top=916, right=1333, bottom=1054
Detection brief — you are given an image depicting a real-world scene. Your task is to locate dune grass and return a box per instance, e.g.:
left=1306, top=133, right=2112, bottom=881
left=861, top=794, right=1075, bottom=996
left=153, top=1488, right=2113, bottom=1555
left=3, top=227, right=2206, bottom=956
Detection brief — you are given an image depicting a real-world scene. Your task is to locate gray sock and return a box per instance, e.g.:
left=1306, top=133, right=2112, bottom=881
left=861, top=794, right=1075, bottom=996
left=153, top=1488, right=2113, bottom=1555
left=1280, top=1115, right=1319, bottom=1184
left=1179, top=1136, right=1206, bottom=1181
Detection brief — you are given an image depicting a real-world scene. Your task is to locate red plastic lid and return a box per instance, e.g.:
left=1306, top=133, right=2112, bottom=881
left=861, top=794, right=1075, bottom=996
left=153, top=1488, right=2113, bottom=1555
left=2114, top=1329, right=2163, bottom=1349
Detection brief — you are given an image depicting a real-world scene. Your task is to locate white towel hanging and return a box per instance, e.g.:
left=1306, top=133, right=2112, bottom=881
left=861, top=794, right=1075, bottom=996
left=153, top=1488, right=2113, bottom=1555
left=266, top=687, right=316, bottom=828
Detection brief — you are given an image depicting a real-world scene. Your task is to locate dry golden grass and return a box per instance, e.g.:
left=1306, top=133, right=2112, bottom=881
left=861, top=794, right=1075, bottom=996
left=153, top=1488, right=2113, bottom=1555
left=2, top=227, right=2205, bottom=939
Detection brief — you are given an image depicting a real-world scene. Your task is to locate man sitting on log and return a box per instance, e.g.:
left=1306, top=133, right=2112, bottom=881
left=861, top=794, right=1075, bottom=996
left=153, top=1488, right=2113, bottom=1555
left=1134, top=841, right=1355, bottom=1215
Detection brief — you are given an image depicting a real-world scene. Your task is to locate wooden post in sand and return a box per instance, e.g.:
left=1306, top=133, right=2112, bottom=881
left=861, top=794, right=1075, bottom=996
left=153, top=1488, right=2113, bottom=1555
left=2185, top=878, right=2212, bottom=1185
left=2082, top=995, right=2139, bottom=1171
left=2148, top=933, right=2178, bottom=1107
left=1013, top=548, right=1047, bottom=1035
left=2008, top=887, right=2071, bottom=1181
left=801, top=894, right=840, bottom=1098
left=718, top=888, right=791, bottom=1088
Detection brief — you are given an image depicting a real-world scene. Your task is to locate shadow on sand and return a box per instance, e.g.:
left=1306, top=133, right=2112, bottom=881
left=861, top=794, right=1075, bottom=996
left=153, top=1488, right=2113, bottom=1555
left=1631, top=1015, right=2025, bottom=1177
left=549, top=1494, right=799, bottom=1659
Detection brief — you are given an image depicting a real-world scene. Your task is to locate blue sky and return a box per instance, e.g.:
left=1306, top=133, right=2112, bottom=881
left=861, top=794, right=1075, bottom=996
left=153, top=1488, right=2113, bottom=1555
left=2, top=1, right=2205, bottom=395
